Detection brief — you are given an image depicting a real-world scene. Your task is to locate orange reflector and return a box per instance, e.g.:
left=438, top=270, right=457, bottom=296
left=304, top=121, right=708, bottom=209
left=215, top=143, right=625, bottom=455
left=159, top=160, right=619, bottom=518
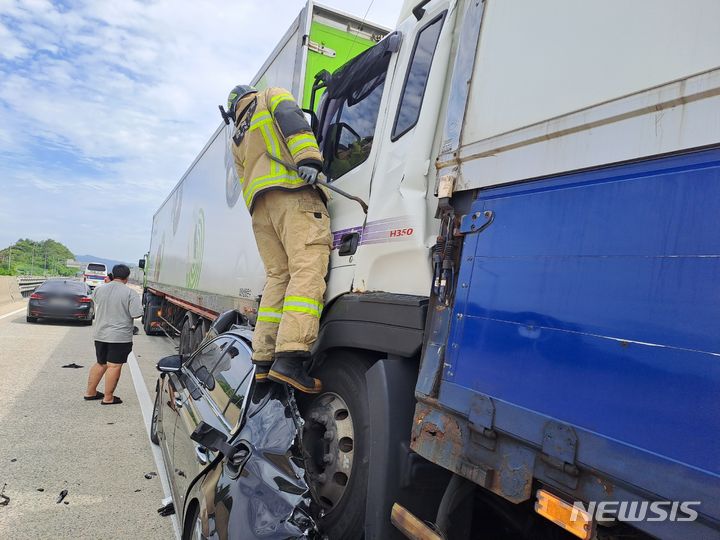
left=535, top=489, right=593, bottom=540
left=157, top=309, right=162, bottom=317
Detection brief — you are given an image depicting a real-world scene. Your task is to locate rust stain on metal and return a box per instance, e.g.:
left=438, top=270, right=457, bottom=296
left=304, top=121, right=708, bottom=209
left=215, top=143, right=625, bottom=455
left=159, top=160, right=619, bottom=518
left=422, top=423, right=443, bottom=440
left=595, top=475, right=614, bottom=496
left=411, top=405, right=464, bottom=464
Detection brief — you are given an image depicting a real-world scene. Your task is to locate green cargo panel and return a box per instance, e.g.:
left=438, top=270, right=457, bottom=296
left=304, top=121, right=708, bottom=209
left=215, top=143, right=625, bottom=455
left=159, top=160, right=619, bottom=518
left=303, top=21, right=378, bottom=109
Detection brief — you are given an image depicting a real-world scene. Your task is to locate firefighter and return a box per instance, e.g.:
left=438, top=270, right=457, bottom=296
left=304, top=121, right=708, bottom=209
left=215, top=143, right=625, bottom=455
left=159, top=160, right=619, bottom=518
left=226, top=84, right=329, bottom=394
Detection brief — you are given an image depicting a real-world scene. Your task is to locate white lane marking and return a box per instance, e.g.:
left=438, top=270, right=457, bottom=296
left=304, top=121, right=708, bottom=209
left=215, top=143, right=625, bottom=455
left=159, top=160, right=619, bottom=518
left=127, top=352, right=181, bottom=539
left=0, top=306, right=27, bottom=320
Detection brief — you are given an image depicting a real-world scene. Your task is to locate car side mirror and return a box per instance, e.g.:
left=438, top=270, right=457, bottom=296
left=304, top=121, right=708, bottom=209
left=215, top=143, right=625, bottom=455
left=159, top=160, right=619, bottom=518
left=156, top=354, right=182, bottom=373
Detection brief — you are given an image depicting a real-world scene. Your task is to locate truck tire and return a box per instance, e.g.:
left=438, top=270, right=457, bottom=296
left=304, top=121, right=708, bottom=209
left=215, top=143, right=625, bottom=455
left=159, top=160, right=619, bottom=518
left=143, top=303, right=156, bottom=335
left=26, top=316, right=37, bottom=323
left=299, top=351, right=373, bottom=540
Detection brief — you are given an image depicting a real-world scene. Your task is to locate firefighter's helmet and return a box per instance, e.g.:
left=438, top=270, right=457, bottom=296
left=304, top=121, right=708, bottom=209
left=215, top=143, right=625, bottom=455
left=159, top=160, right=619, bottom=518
left=227, top=85, right=257, bottom=120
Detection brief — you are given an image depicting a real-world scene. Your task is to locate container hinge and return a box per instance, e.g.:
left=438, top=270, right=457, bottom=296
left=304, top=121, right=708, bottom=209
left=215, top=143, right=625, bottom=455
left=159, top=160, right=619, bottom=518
left=541, top=421, right=579, bottom=488
left=468, top=394, right=496, bottom=451
left=305, top=37, right=336, bottom=58
left=460, top=210, right=494, bottom=235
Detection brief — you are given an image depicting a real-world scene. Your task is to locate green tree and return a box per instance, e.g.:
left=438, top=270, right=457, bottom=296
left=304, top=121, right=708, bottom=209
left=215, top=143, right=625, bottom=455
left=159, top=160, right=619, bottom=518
left=0, top=239, right=76, bottom=276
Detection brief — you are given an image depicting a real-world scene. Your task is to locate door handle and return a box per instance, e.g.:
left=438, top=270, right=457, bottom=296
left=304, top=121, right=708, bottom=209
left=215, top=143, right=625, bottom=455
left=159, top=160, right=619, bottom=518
left=174, top=397, right=184, bottom=409
left=338, top=232, right=360, bottom=256
left=195, top=445, right=209, bottom=465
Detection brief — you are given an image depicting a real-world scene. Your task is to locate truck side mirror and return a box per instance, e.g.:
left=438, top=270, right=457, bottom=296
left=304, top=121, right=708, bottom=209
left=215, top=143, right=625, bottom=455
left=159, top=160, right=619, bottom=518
left=138, top=258, right=146, bottom=269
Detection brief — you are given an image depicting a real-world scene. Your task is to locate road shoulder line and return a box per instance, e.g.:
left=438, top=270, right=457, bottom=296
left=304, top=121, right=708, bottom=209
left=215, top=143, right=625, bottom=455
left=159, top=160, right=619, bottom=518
left=127, top=351, right=181, bottom=539
left=0, top=306, right=27, bottom=321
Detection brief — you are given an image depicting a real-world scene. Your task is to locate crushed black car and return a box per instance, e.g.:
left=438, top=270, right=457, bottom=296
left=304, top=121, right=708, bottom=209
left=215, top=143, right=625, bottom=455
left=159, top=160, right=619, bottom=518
left=151, top=314, right=319, bottom=539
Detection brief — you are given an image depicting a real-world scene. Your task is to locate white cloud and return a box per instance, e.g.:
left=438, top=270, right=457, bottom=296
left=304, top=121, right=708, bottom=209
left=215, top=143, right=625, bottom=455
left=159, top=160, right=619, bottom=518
left=0, top=20, right=28, bottom=59
left=0, top=0, right=403, bottom=261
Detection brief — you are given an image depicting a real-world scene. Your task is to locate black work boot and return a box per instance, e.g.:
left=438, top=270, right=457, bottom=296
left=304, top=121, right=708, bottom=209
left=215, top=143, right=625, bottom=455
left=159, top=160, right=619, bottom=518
left=268, top=351, right=322, bottom=394
left=252, top=359, right=273, bottom=383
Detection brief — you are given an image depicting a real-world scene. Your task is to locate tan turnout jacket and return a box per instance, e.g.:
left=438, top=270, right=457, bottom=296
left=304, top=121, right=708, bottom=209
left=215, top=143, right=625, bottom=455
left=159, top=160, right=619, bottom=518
left=231, top=87, right=323, bottom=212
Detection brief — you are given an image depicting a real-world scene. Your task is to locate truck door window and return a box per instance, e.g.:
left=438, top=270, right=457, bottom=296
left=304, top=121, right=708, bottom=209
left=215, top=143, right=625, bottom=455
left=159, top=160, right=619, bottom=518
left=391, top=13, right=445, bottom=140
left=318, top=40, right=393, bottom=180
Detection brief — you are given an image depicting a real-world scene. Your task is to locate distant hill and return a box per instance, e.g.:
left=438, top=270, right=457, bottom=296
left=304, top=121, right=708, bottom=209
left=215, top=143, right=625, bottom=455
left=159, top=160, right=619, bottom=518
left=75, top=255, right=133, bottom=269
left=0, top=239, right=76, bottom=276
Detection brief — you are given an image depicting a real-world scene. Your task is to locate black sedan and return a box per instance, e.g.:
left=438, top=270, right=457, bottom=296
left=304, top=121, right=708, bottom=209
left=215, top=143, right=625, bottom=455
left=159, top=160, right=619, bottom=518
left=27, top=279, right=94, bottom=324
left=151, top=320, right=317, bottom=539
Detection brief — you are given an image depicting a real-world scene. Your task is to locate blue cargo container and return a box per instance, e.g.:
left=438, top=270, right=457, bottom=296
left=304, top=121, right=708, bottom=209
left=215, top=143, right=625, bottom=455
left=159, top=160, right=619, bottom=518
left=413, top=148, right=720, bottom=539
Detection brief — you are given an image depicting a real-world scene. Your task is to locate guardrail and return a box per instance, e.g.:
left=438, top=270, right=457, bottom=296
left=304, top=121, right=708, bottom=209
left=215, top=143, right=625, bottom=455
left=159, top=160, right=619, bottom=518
left=17, top=276, right=48, bottom=297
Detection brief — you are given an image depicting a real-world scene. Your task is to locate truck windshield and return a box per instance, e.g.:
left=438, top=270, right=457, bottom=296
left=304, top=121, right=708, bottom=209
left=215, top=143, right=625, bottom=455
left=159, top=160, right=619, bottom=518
left=87, top=263, right=106, bottom=273
left=318, top=33, right=397, bottom=180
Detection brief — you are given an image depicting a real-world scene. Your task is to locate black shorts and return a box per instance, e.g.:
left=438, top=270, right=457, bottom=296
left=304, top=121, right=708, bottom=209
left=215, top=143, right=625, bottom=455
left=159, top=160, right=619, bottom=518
left=95, top=341, right=133, bottom=365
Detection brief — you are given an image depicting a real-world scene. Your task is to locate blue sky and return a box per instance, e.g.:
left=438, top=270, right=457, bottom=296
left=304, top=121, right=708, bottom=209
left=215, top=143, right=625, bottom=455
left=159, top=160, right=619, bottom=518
left=0, top=0, right=401, bottom=262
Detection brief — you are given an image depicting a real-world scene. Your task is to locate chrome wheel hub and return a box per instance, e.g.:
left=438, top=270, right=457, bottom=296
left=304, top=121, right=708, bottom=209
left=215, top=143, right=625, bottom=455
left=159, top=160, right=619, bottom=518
left=302, top=392, right=355, bottom=511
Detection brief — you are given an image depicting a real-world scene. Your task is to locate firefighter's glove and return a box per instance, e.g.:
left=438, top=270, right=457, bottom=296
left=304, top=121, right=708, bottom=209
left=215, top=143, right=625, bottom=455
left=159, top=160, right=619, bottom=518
left=298, top=165, right=320, bottom=185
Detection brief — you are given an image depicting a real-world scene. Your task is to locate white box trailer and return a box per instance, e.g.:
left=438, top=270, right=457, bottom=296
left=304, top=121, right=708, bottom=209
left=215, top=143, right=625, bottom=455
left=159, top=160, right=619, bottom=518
left=141, top=2, right=387, bottom=341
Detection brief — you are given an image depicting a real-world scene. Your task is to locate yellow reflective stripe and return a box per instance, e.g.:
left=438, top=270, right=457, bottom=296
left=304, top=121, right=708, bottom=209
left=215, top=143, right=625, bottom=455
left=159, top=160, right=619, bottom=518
left=283, top=305, right=321, bottom=318
left=251, top=110, right=271, bottom=122
left=258, top=304, right=282, bottom=323
left=243, top=174, right=305, bottom=206
left=250, top=111, right=272, bottom=130
left=284, top=296, right=323, bottom=310
left=269, top=92, right=294, bottom=113
left=244, top=172, right=300, bottom=194
left=259, top=125, right=276, bottom=175
left=289, top=141, right=317, bottom=156
left=288, top=133, right=316, bottom=149
left=266, top=125, right=284, bottom=170
left=283, top=296, right=323, bottom=318
left=288, top=134, right=318, bottom=156
left=249, top=119, right=272, bottom=131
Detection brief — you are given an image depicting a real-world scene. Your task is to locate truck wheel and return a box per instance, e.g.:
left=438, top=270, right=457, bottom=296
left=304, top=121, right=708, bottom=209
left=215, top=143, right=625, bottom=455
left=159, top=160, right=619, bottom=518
left=143, top=303, right=156, bottom=335
left=299, top=351, right=373, bottom=539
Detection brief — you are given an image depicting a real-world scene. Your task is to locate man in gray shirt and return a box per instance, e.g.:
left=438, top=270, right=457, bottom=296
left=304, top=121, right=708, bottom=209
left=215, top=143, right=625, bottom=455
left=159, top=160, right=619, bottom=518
left=84, top=264, right=143, bottom=405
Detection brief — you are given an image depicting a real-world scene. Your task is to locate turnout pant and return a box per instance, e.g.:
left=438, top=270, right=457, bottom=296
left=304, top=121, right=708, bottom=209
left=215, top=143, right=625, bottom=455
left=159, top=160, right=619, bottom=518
left=250, top=187, right=331, bottom=362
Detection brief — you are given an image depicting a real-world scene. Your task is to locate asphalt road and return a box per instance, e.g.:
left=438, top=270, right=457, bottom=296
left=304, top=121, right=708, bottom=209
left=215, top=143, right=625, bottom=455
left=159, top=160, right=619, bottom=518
left=0, top=299, right=179, bottom=539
